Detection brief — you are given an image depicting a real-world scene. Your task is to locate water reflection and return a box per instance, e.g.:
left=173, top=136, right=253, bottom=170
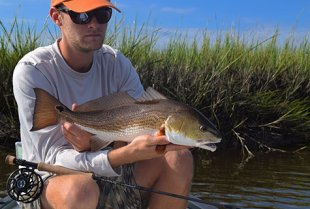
left=192, top=149, right=310, bottom=208
left=1, top=146, right=309, bottom=208
left=0, top=146, right=16, bottom=195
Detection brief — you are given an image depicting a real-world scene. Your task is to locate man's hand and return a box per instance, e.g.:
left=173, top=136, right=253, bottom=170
left=108, top=134, right=189, bottom=168
left=62, top=103, right=92, bottom=152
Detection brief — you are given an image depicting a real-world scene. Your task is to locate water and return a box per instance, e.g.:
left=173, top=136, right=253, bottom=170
left=191, top=149, right=310, bottom=208
left=0, top=146, right=309, bottom=208
left=0, top=146, right=16, bottom=195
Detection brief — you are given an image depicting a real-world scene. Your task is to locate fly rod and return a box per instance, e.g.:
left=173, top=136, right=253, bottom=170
left=5, top=155, right=236, bottom=208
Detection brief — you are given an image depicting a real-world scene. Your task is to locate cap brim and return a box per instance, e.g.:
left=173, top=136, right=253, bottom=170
left=63, top=0, right=121, bottom=13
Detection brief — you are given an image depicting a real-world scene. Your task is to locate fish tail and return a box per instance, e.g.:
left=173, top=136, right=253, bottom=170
left=30, top=88, right=64, bottom=131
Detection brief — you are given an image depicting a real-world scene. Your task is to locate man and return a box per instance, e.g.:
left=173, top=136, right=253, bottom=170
left=13, top=0, right=193, bottom=209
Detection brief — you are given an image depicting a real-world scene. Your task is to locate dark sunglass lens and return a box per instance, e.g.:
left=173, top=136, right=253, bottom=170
left=95, top=8, right=112, bottom=24
left=77, top=13, right=90, bottom=23
left=64, top=8, right=112, bottom=25
left=70, top=11, right=91, bottom=24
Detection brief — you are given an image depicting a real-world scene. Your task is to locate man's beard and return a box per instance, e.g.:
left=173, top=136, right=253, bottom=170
left=75, top=37, right=104, bottom=53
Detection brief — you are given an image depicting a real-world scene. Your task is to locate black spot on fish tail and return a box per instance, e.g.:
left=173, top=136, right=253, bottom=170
left=56, top=105, right=65, bottom=113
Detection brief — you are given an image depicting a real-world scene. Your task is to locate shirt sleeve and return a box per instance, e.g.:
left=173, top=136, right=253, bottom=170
left=13, top=62, right=120, bottom=177
left=55, top=148, right=121, bottom=176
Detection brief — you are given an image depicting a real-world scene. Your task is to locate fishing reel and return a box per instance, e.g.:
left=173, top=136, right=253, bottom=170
left=6, top=167, right=44, bottom=203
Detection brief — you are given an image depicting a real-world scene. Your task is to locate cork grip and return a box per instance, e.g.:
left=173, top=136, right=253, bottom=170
left=37, top=162, right=87, bottom=175
left=5, top=155, right=15, bottom=166
left=5, top=155, right=91, bottom=176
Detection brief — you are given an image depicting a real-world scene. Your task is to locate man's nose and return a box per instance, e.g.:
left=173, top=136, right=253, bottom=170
left=87, top=16, right=102, bottom=28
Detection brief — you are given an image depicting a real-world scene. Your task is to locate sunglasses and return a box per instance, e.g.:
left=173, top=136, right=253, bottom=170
left=57, top=6, right=112, bottom=25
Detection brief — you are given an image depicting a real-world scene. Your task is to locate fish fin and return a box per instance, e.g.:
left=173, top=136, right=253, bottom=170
left=113, top=141, right=127, bottom=149
left=31, top=88, right=64, bottom=131
left=137, top=87, right=167, bottom=102
left=90, top=135, right=113, bottom=151
left=76, top=92, right=135, bottom=112
left=155, top=145, right=167, bottom=154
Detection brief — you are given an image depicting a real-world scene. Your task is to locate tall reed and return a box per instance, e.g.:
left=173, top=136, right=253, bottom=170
left=0, top=18, right=44, bottom=144
left=106, top=22, right=309, bottom=155
left=0, top=18, right=309, bottom=155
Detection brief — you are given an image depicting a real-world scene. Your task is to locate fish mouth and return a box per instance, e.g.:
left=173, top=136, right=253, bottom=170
left=196, top=141, right=219, bottom=152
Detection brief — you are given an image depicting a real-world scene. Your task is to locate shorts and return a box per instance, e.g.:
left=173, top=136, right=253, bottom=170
left=20, top=164, right=144, bottom=209
left=96, top=164, right=143, bottom=209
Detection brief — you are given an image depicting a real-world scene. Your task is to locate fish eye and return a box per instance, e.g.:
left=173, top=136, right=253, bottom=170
left=199, top=125, right=208, bottom=132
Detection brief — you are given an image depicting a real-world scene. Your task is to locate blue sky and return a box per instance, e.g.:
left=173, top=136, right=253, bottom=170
left=1, top=0, right=309, bottom=45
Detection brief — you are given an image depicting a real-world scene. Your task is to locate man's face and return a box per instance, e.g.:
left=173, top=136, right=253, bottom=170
left=59, top=9, right=108, bottom=53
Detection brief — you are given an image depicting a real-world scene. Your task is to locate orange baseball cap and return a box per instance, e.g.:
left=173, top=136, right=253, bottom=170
left=51, top=0, right=121, bottom=13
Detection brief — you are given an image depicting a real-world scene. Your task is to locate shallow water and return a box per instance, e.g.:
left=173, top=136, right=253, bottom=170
left=0, top=146, right=16, bottom=195
left=1, top=146, right=309, bottom=208
left=191, top=149, right=310, bottom=208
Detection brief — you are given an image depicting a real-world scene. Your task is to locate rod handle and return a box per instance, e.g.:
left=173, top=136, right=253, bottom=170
left=5, top=155, right=90, bottom=176
left=5, top=155, right=16, bottom=165
left=37, top=162, right=86, bottom=175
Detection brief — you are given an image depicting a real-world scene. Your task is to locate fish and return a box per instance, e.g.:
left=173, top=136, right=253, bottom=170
left=31, top=87, right=222, bottom=151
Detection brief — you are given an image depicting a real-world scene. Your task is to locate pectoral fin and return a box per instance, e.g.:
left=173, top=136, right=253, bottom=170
left=155, top=124, right=167, bottom=154
left=90, top=135, right=113, bottom=151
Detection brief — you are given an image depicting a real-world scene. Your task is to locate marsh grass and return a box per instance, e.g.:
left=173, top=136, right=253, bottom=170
left=0, top=18, right=44, bottom=145
left=0, top=18, right=309, bottom=154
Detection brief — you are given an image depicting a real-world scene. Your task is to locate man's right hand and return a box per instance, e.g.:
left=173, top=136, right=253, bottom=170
left=107, top=134, right=189, bottom=168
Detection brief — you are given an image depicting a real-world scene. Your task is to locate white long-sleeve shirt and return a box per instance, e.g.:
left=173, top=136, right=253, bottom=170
left=13, top=39, right=144, bottom=176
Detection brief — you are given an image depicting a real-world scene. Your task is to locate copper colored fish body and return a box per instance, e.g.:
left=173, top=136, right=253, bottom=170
left=31, top=87, right=221, bottom=151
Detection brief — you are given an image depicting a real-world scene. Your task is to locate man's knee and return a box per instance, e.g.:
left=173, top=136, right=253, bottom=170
left=165, top=149, right=194, bottom=180
left=65, top=175, right=99, bottom=203
left=42, top=174, right=99, bottom=209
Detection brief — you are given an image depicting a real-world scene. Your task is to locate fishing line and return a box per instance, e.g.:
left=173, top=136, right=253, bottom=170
left=5, top=155, right=236, bottom=208
left=93, top=175, right=209, bottom=205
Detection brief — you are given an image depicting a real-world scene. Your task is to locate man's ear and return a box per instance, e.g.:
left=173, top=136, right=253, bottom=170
left=50, top=7, right=62, bottom=26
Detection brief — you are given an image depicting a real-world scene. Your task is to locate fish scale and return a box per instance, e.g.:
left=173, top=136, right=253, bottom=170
left=31, top=87, right=222, bottom=151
